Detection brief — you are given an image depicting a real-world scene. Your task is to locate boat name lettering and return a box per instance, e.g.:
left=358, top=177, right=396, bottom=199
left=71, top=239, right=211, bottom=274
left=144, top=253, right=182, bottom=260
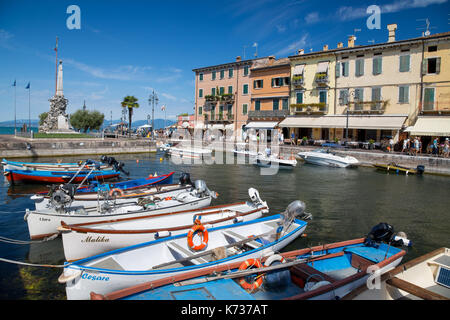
left=81, top=273, right=110, bottom=281
left=39, top=217, right=51, bottom=222
left=81, top=235, right=110, bottom=243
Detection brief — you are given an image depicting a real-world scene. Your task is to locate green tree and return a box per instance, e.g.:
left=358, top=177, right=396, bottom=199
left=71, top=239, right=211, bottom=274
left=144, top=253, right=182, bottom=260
left=70, top=109, right=105, bottom=133
left=38, top=112, right=48, bottom=126
left=121, top=96, right=139, bottom=137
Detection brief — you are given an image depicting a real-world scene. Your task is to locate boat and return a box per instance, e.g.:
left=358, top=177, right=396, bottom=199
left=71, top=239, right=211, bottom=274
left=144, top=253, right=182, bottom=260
left=89, top=222, right=408, bottom=301
left=74, top=171, right=175, bottom=194
left=24, top=180, right=216, bottom=240
left=345, top=247, right=450, bottom=300
left=373, top=163, right=425, bottom=175
left=31, top=173, right=192, bottom=212
left=159, top=143, right=212, bottom=159
left=232, top=143, right=258, bottom=157
left=58, top=188, right=269, bottom=261
left=2, top=158, right=114, bottom=172
left=58, top=202, right=311, bottom=300
left=297, top=149, right=359, bottom=168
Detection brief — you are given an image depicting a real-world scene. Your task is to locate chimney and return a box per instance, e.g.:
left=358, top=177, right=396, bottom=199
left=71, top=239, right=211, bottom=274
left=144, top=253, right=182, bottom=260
left=268, top=55, right=275, bottom=65
left=387, top=24, right=397, bottom=42
left=297, top=49, right=304, bottom=55
left=337, top=42, right=343, bottom=48
left=323, top=44, right=328, bottom=51
left=348, top=35, right=356, bottom=48
left=236, top=56, right=242, bottom=62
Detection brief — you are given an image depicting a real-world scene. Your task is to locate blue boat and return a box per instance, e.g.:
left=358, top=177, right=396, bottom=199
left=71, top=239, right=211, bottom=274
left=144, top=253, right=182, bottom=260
left=90, top=223, right=409, bottom=301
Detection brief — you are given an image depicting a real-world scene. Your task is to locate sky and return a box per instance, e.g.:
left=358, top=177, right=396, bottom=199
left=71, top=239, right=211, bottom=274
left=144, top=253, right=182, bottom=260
left=0, top=0, right=449, bottom=122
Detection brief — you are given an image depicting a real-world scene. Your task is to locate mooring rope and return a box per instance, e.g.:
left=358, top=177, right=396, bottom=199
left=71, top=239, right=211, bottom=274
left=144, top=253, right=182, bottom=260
left=0, top=257, right=71, bottom=268
left=0, top=234, right=58, bottom=244
left=0, top=210, right=27, bottom=214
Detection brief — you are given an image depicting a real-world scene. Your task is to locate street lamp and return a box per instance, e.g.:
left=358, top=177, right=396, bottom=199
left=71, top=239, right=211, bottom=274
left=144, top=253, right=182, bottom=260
left=148, top=90, right=159, bottom=141
left=339, top=89, right=355, bottom=144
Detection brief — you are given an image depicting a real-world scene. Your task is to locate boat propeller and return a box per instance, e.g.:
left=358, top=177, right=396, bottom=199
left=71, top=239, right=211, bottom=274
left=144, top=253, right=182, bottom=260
left=364, top=222, right=412, bottom=247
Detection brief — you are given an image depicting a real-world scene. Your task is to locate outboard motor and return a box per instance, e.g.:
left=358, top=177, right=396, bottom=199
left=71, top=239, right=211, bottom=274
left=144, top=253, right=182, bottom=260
left=248, top=188, right=268, bottom=210
left=194, top=180, right=218, bottom=199
left=416, top=165, right=425, bottom=175
left=179, top=172, right=192, bottom=186
left=281, top=200, right=312, bottom=223
left=364, top=222, right=412, bottom=247
left=49, top=184, right=76, bottom=210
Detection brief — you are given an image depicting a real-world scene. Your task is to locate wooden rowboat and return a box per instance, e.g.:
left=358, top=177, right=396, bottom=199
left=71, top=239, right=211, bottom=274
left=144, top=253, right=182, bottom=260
left=373, top=163, right=425, bottom=175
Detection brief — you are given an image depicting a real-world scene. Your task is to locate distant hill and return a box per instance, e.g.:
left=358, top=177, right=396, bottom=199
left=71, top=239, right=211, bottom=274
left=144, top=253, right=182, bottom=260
left=102, top=119, right=176, bottom=129
left=0, top=119, right=39, bottom=127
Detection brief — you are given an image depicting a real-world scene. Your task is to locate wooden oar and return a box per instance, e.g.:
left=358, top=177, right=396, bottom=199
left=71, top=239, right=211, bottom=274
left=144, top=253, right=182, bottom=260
left=152, top=230, right=275, bottom=270
left=176, top=253, right=328, bottom=286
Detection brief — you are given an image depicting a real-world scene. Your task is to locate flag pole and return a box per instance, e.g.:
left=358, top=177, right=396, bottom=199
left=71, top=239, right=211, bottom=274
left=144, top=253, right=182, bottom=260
left=55, top=36, right=58, bottom=95
left=14, top=80, right=16, bottom=136
left=28, top=83, right=31, bottom=132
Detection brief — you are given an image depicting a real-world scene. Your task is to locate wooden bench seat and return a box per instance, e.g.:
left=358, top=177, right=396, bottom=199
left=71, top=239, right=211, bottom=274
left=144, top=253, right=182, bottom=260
left=222, top=230, right=262, bottom=249
left=166, top=241, right=209, bottom=265
left=290, top=263, right=337, bottom=284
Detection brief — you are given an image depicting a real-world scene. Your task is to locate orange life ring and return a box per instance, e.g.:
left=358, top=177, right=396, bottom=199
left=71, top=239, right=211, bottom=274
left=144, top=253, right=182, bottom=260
left=187, top=220, right=208, bottom=251
left=164, top=196, right=172, bottom=201
left=109, top=188, right=124, bottom=197
left=238, top=258, right=264, bottom=291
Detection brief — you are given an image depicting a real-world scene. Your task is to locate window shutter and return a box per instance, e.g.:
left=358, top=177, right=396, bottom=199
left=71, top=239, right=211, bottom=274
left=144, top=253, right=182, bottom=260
left=253, top=81, right=256, bottom=89
left=335, top=63, right=340, bottom=77
left=422, top=59, right=428, bottom=75
left=271, top=78, right=275, bottom=87
left=436, top=57, right=441, bottom=74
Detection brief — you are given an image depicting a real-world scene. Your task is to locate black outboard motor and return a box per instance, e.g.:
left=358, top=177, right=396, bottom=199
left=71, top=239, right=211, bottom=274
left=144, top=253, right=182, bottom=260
left=100, top=155, right=129, bottom=176
left=364, top=222, right=412, bottom=247
left=179, top=172, right=192, bottom=186
left=416, top=165, right=425, bottom=175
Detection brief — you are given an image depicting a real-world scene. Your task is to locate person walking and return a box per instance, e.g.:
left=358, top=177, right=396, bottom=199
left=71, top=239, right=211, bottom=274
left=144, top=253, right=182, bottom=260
left=414, top=137, right=420, bottom=156
left=433, top=137, right=439, bottom=156
left=444, top=138, right=449, bottom=158
left=389, top=137, right=394, bottom=153
left=402, top=138, right=408, bottom=153
left=291, top=131, right=295, bottom=145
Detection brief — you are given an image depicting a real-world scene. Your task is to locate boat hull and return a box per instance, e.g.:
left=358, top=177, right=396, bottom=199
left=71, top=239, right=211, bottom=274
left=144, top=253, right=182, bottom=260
left=4, top=169, right=120, bottom=184
left=25, top=195, right=212, bottom=240
left=61, top=215, right=307, bottom=300
left=298, top=152, right=359, bottom=168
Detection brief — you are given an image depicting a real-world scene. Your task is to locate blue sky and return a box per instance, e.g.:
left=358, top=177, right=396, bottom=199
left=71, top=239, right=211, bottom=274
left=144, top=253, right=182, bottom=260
left=0, top=0, right=449, bottom=122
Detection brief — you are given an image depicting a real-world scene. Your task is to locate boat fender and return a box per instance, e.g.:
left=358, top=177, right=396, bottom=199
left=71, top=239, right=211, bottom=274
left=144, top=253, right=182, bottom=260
left=187, top=220, right=208, bottom=251
left=238, top=259, right=264, bottom=291
left=192, top=215, right=201, bottom=224
left=58, top=270, right=82, bottom=284
left=155, top=231, right=171, bottom=239
left=109, top=188, right=123, bottom=198
left=233, top=216, right=244, bottom=224
left=263, top=254, right=290, bottom=289
left=30, top=194, right=44, bottom=203
left=263, top=254, right=286, bottom=267
left=23, top=209, right=30, bottom=221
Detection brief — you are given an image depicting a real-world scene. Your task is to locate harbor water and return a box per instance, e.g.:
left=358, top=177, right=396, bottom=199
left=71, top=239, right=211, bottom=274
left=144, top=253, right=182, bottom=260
left=0, top=152, right=449, bottom=299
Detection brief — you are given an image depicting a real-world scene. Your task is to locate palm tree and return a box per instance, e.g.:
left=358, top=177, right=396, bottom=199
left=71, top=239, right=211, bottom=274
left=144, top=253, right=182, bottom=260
left=121, top=96, right=139, bottom=137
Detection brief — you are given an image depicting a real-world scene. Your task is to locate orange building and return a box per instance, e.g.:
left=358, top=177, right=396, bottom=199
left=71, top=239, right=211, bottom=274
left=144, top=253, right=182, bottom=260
left=246, top=57, right=291, bottom=131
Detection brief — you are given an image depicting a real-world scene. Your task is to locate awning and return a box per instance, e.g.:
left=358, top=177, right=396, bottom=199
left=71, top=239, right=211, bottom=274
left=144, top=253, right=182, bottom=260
left=209, top=124, right=224, bottom=130
left=279, top=115, right=407, bottom=130
left=316, top=61, right=329, bottom=73
left=245, top=121, right=279, bottom=129
left=404, top=116, right=450, bottom=136
left=224, top=124, right=234, bottom=131
left=293, top=64, right=305, bottom=75
left=194, top=122, right=204, bottom=129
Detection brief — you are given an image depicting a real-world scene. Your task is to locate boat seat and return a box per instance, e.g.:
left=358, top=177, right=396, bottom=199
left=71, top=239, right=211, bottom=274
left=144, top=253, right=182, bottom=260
left=221, top=230, right=262, bottom=249
left=290, top=263, right=337, bottom=284
left=166, top=241, right=209, bottom=265
left=90, top=256, right=124, bottom=271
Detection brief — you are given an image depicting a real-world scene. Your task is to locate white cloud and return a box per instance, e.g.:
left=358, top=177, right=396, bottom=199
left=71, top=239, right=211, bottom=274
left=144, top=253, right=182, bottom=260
left=161, top=93, right=177, bottom=101
left=275, top=33, right=309, bottom=56
left=304, top=12, right=320, bottom=24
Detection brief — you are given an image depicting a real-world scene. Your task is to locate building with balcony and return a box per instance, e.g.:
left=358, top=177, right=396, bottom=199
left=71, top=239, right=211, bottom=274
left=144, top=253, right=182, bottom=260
left=193, top=56, right=268, bottom=137
left=246, top=56, right=291, bottom=131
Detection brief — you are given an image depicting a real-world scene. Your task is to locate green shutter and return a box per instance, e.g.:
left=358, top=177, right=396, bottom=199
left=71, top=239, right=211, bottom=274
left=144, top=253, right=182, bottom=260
left=255, top=100, right=260, bottom=111
left=243, top=84, right=248, bottom=94
left=373, top=57, right=382, bottom=75
left=243, top=104, right=247, bottom=115
left=271, top=78, right=275, bottom=87
left=273, top=99, right=279, bottom=110
left=436, top=57, right=441, bottom=74
left=199, top=106, right=202, bottom=115
left=199, top=89, right=203, bottom=98
left=212, top=71, right=216, bottom=80
left=282, top=99, right=288, bottom=110
left=228, top=86, right=233, bottom=94
left=296, top=92, right=303, bottom=104
left=399, top=55, right=410, bottom=72
left=422, top=59, right=428, bottom=75
left=335, top=63, right=340, bottom=77
left=344, top=62, right=349, bottom=76
left=424, top=88, right=435, bottom=110
left=253, top=81, right=256, bottom=89
left=212, top=88, right=215, bottom=95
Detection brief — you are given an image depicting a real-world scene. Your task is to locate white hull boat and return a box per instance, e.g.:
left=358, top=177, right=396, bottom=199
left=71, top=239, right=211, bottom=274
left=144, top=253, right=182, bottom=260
left=297, top=149, right=359, bottom=168
left=59, top=209, right=310, bottom=300
left=25, top=181, right=216, bottom=240
left=159, top=143, right=212, bottom=159
left=255, top=154, right=297, bottom=168
left=59, top=188, right=268, bottom=261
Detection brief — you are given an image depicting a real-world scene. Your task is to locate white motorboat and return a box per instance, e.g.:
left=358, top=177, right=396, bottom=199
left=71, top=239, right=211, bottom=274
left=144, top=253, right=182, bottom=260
left=58, top=202, right=311, bottom=300
left=255, top=153, right=297, bottom=168
left=59, top=188, right=269, bottom=261
left=297, top=149, right=359, bottom=168
left=24, top=180, right=216, bottom=240
left=159, top=143, right=212, bottom=159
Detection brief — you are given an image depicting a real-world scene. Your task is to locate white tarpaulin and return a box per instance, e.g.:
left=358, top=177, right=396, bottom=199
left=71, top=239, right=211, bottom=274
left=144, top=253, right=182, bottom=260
left=293, top=64, right=305, bottom=75
left=405, top=116, right=450, bottom=136
left=316, top=61, right=329, bottom=73
left=245, top=121, right=279, bottom=129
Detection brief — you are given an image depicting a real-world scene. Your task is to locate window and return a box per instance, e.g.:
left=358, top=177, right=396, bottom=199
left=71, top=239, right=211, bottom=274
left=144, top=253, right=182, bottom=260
left=398, top=86, right=409, bottom=103
left=296, top=91, right=303, bottom=104
left=228, top=68, right=233, bottom=78
left=273, top=99, right=279, bottom=110
left=372, top=56, right=382, bottom=75
left=219, top=87, right=225, bottom=95
left=242, top=104, right=248, bottom=115
left=198, top=106, right=202, bottom=115
left=424, top=57, right=441, bottom=74
left=199, top=73, right=203, bottom=81
left=243, top=84, right=249, bottom=95
left=253, top=79, right=263, bottom=89
left=339, top=89, right=349, bottom=106
left=282, top=99, right=288, bottom=110
left=244, top=66, right=249, bottom=76
left=211, top=88, right=216, bottom=96
left=284, top=77, right=290, bottom=85
left=354, top=88, right=364, bottom=110
left=423, top=88, right=435, bottom=111
left=399, top=55, right=410, bottom=72
left=319, top=91, right=327, bottom=104
left=371, top=87, right=381, bottom=110
left=220, top=70, right=225, bottom=79
left=271, top=77, right=290, bottom=87
left=355, top=59, right=364, bottom=77
left=255, top=100, right=261, bottom=111
left=199, top=89, right=203, bottom=98
left=212, top=71, right=216, bottom=80
left=228, top=86, right=233, bottom=94
left=341, top=61, right=349, bottom=77
left=428, top=45, right=437, bottom=52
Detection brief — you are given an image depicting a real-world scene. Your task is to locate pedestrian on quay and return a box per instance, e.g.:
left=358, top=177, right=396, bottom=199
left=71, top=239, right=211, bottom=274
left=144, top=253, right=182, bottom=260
left=291, top=132, right=295, bottom=145
left=444, top=138, right=449, bottom=158
left=433, top=137, right=439, bottom=156
left=389, top=137, right=395, bottom=153
left=414, top=137, right=420, bottom=156
left=418, top=137, right=422, bottom=154
left=402, top=137, right=408, bottom=153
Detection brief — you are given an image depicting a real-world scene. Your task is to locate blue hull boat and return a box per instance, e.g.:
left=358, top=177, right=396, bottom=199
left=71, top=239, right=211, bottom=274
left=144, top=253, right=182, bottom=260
left=90, top=223, right=408, bottom=301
